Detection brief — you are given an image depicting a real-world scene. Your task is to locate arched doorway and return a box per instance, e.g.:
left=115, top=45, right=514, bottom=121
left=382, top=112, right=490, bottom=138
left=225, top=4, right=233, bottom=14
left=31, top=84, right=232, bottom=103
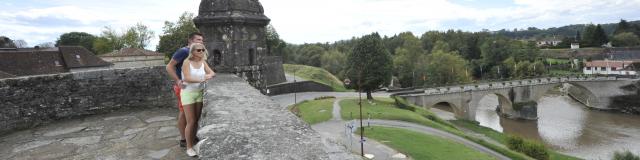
left=248, top=48, right=255, bottom=66
left=213, top=49, right=222, bottom=66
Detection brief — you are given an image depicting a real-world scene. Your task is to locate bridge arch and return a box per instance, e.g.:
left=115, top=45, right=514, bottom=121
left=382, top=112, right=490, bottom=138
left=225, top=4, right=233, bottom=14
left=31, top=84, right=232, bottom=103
left=431, top=101, right=463, bottom=119
left=534, top=82, right=599, bottom=108
left=474, top=92, right=514, bottom=120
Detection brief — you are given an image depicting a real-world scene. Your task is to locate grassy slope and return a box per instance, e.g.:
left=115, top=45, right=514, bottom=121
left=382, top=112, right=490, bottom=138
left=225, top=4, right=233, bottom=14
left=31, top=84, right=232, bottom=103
left=339, top=98, right=462, bottom=134
left=360, top=126, right=496, bottom=160
left=289, top=98, right=334, bottom=124
left=283, top=64, right=348, bottom=92
left=450, top=120, right=582, bottom=160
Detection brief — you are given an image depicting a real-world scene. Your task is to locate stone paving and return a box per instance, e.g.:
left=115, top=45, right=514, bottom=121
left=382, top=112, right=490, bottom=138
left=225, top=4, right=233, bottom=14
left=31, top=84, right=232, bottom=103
left=0, top=107, right=195, bottom=160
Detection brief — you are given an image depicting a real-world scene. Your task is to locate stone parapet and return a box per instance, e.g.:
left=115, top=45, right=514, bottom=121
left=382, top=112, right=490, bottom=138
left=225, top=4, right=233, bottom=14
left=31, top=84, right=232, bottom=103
left=196, top=74, right=329, bottom=159
left=0, top=66, right=173, bottom=135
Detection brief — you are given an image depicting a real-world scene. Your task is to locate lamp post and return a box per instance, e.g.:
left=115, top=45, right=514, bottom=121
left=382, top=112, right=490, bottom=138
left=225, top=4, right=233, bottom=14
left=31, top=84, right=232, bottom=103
left=355, top=71, right=365, bottom=157
left=294, top=71, right=297, bottom=106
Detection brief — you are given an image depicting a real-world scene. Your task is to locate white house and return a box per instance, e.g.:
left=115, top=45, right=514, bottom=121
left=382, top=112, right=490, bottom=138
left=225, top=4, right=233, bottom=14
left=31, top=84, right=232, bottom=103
left=583, top=60, right=637, bottom=75
left=571, top=43, right=580, bottom=49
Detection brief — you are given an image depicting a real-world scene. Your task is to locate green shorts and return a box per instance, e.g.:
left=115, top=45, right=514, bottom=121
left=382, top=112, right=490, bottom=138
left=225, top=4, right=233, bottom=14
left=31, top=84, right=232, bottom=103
left=180, top=90, right=203, bottom=105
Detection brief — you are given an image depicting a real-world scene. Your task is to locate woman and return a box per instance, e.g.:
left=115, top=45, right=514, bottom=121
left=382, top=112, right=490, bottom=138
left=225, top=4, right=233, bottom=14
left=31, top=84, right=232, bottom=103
left=180, top=43, right=215, bottom=157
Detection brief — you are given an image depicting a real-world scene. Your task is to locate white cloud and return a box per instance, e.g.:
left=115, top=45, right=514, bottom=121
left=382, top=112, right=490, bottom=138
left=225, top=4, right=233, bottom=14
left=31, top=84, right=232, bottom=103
left=1, top=0, right=640, bottom=48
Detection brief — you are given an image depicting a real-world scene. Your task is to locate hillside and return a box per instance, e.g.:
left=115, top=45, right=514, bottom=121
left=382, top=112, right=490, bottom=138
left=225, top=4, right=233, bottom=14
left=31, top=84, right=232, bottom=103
left=283, top=64, right=348, bottom=92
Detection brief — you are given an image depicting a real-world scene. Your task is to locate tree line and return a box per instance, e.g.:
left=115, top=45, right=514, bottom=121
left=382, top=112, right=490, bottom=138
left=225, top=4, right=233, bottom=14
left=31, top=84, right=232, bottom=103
left=499, top=19, right=640, bottom=48
left=272, top=29, right=547, bottom=89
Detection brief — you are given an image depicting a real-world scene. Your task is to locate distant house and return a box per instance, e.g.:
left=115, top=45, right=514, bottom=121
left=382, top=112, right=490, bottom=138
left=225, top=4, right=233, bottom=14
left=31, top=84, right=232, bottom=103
left=99, top=48, right=164, bottom=69
left=571, top=43, right=580, bottom=49
left=0, top=46, right=112, bottom=79
left=583, top=60, right=636, bottom=75
left=537, top=37, right=562, bottom=47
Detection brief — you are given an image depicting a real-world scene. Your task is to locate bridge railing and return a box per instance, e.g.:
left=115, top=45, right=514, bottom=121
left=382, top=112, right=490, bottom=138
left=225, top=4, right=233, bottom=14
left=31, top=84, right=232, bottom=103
left=394, top=74, right=627, bottom=97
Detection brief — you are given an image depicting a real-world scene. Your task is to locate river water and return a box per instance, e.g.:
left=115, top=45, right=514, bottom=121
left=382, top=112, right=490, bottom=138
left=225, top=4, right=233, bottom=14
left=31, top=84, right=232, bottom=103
left=474, top=94, right=640, bottom=159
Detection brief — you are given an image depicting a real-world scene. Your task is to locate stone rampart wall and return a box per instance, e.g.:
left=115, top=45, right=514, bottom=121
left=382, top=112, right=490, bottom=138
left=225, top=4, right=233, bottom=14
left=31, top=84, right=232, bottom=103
left=0, top=66, right=174, bottom=135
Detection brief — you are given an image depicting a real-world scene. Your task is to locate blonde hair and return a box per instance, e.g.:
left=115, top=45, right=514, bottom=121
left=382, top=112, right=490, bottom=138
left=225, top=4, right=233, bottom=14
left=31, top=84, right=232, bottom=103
left=187, top=43, right=208, bottom=61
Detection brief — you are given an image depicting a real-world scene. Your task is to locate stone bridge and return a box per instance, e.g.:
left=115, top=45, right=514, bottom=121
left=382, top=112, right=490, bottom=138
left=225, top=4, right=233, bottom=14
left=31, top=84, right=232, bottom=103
left=399, top=77, right=638, bottom=120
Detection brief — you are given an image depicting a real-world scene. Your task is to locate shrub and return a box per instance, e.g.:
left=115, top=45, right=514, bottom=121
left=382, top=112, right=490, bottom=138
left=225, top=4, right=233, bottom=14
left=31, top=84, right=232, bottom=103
left=314, top=96, right=336, bottom=100
left=613, top=150, right=640, bottom=160
left=507, top=135, right=549, bottom=160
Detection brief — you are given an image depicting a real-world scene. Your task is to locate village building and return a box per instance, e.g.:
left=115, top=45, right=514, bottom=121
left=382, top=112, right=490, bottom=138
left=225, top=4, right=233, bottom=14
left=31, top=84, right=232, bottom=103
left=99, top=48, right=164, bottom=69
left=0, top=46, right=112, bottom=79
left=583, top=59, right=637, bottom=75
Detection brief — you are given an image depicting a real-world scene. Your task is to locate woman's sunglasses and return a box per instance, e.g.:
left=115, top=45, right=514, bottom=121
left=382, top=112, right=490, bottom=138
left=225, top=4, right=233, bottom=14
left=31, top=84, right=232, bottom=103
left=194, top=49, right=205, bottom=52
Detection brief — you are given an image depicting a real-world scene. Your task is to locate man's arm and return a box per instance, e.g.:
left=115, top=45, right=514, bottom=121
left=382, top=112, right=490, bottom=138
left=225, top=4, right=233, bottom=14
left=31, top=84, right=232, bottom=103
left=166, top=59, right=182, bottom=86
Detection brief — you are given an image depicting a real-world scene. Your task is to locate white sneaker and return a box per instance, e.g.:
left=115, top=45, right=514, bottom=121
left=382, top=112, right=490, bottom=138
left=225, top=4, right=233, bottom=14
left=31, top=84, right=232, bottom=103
left=186, top=148, right=197, bottom=157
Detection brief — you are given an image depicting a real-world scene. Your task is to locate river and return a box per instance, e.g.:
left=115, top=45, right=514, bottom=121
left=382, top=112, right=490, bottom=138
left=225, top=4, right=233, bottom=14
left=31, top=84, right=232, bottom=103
left=474, top=94, right=640, bottom=159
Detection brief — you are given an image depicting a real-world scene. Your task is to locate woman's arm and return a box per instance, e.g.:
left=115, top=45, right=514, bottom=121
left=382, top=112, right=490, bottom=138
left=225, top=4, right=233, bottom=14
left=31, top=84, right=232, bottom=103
left=182, top=60, right=203, bottom=83
left=204, top=62, right=215, bottom=80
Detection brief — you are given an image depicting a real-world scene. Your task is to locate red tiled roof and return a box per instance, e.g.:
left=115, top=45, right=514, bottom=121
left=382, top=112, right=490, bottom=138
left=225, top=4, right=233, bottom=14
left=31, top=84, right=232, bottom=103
left=99, top=48, right=163, bottom=57
left=584, top=60, right=634, bottom=68
left=0, top=50, right=68, bottom=76
left=59, top=46, right=112, bottom=68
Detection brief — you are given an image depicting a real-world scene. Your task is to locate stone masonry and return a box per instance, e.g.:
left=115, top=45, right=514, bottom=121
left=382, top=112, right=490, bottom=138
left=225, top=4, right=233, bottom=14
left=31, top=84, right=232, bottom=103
left=0, top=66, right=173, bottom=135
left=195, top=74, right=329, bottom=159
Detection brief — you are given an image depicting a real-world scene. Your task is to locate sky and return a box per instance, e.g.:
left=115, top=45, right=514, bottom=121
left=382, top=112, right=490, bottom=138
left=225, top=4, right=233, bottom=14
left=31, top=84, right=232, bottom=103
left=1, top=0, right=640, bottom=50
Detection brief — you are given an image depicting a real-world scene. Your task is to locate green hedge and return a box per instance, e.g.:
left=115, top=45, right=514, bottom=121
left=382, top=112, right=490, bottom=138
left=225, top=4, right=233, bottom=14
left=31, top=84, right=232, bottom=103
left=507, top=135, right=550, bottom=160
left=613, top=150, right=640, bottom=160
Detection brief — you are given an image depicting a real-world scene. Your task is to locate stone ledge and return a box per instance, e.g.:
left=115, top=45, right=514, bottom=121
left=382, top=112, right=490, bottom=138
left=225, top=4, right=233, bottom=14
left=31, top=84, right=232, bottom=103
left=196, top=74, right=328, bottom=159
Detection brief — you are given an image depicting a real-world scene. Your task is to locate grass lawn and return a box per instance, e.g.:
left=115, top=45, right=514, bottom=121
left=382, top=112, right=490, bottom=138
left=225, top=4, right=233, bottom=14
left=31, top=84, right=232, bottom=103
left=283, top=64, right=349, bottom=92
left=342, top=97, right=533, bottom=160
left=450, top=120, right=581, bottom=160
left=339, top=98, right=462, bottom=134
left=546, top=58, right=571, bottom=65
left=359, top=126, right=496, bottom=160
left=288, top=98, right=334, bottom=124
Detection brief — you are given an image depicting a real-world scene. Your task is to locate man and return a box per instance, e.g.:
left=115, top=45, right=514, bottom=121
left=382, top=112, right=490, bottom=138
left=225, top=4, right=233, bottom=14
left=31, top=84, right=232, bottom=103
left=166, top=32, right=204, bottom=147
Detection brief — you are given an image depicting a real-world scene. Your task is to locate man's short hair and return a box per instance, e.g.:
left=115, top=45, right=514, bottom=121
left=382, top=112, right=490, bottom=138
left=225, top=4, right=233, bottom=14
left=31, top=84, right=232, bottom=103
left=189, top=32, right=204, bottom=40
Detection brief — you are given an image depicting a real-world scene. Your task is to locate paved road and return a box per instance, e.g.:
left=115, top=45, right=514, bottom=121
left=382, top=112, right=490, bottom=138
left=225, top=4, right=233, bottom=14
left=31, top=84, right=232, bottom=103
left=0, top=108, right=194, bottom=160
left=272, top=92, right=511, bottom=160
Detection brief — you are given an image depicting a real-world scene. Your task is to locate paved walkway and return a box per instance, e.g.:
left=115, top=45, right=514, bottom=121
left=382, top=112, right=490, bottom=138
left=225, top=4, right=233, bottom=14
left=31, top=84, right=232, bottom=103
left=272, top=92, right=511, bottom=160
left=0, top=108, right=194, bottom=160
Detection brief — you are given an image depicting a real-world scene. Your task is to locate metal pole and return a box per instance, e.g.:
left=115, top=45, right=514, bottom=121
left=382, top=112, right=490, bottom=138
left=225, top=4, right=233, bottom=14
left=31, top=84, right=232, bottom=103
left=358, top=70, right=364, bottom=157
left=294, top=71, right=297, bottom=105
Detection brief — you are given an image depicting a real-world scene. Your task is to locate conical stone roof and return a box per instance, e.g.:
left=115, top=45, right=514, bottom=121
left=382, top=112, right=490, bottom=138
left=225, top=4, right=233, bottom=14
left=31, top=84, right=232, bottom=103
left=194, top=0, right=270, bottom=25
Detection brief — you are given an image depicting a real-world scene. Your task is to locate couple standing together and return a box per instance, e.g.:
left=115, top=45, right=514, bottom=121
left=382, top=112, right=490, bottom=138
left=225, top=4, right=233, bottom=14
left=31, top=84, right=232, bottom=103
left=165, top=32, right=215, bottom=157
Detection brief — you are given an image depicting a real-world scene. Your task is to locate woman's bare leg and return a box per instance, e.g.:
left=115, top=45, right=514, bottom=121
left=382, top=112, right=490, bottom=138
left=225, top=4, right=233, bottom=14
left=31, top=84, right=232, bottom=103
left=183, top=103, right=196, bottom=149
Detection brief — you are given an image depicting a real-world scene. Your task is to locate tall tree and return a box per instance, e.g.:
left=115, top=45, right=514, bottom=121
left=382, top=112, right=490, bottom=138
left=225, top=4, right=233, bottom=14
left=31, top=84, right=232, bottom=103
left=266, top=24, right=287, bottom=57
left=297, top=44, right=325, bottom=67
left=581, top=24, right=596, bottom=47
left=13, top=39, right=27, bottom=48
left=0, top=36, right=16, bottom=48
left=425, top=49, right=471, bottom=85
left=56, top=32, right=96, bottom=52
left=320, top=49, right=347, bottom=78
left=393, top=33, right=425, bottom=87
left=93, top=26, right=124, bottom=54
left=594, top=24, right=609, bottom=46
left=612, top=32, right=640, bottom=47
left=347, top=33, right=393, bottom=100
left=157, top=12, right=199, bottom=60
left=614, top=19, right=632, bottom=35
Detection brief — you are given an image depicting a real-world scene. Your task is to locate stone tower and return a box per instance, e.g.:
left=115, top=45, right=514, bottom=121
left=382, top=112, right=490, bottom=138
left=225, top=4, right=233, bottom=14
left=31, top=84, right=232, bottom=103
left=195, top=0, right=285, bottom=90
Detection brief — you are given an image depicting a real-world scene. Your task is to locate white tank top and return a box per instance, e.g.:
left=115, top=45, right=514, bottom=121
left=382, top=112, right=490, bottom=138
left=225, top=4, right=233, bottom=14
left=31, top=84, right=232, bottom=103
left=181, top=62, right=206, bottom=91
